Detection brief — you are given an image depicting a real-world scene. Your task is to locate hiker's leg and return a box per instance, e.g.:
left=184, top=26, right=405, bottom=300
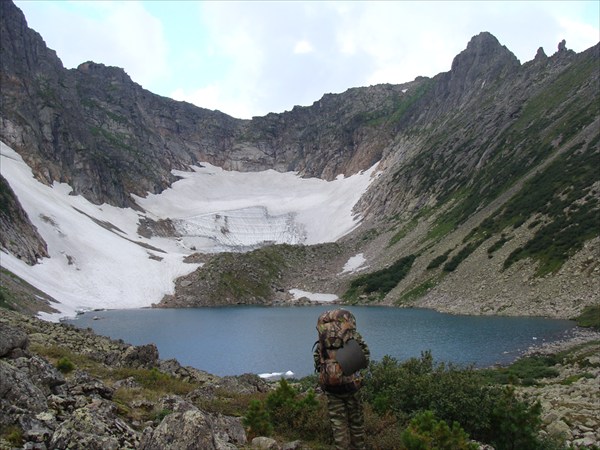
left=326, top=392, right=350, bottom=450
left=347, top=392, right=366, bottom=450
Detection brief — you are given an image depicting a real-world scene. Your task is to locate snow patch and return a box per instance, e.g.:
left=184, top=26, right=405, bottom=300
left=0, top=141, right=378, bottom=320
left=341, top=253, right=367, bottom=273
left=289, top=289, right=338, bottom=303
left=0, top=143, right=197, bottom=321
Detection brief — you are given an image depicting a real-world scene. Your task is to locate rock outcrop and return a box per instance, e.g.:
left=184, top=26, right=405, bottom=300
left=0, top=175, right=48, bottom=265
left=519, top=330, right=600, bottom=447
left=0, top=309, right=259, bottom=449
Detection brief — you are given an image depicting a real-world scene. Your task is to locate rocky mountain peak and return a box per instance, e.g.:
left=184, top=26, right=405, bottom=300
left=449, top=31, right=520, bottom=84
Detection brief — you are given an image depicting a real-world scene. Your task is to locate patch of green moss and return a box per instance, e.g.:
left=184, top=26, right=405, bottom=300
left=481, top=355, right=560, bottom=386
left=389, top=219, right=418, bottom=246
left=398, top=275, right=443, bottom=304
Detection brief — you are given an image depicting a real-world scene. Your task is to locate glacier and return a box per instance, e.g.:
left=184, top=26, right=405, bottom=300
left=0, top=142, right=378, bottom=320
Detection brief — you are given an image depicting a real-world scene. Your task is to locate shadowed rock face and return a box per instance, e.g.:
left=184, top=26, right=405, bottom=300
left=0, top=174, right=48, bottom=265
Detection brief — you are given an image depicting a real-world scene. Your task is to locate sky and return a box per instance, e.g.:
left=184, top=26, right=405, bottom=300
left=14, top=1, right=600, bottom=119
left=0, top=142, right=372, bottom=320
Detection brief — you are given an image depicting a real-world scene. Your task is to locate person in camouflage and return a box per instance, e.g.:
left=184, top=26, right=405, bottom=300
left=313, top=309, right=370, bottom=450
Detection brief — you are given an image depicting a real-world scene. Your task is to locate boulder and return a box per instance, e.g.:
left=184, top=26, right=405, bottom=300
left=49, top=399, right=139, bottom=450
left=121, top=343, right=159, bottom=368
left=0, top=322, right=29, bottom=356
left=0, top=360, right=48, bottom=423
left=252, top=436, right=280, bottom=449
left=12, top=354, right=65, bottom=396
left=67, top=371, right=114, bottom=400
left=546, top=420, right=573, bottom=440
left=140, top=409, right=245, bottom=450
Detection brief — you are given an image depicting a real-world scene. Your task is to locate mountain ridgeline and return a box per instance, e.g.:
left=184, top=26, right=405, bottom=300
left=1, top=0, right=598, bottom=318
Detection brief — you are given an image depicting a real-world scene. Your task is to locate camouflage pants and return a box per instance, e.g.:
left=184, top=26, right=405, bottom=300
left=325, top=391, right=366, bottom=450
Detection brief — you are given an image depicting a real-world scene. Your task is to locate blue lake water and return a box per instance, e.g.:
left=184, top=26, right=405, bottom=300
left=66, top=306, right=576, bottom=378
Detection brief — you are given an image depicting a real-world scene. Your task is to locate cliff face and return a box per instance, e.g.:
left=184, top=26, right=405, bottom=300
left=0, top=175, right=48, bottom=265
left=1, top=0, right=598, bottom=317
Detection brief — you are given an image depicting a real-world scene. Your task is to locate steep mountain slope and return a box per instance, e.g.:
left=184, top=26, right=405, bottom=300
left=0, top=0, right=598, bottom=318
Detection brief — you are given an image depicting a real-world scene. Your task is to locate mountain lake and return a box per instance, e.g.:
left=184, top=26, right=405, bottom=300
left=66, top=305, right=576, bottom=379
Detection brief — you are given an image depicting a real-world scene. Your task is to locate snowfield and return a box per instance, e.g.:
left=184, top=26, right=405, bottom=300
left=0, top=142, right=378, bottom=320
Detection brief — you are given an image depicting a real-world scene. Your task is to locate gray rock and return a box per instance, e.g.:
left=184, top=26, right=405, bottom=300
left=121, top=343, right=159, bottom=368
left=0, top=322, right=29, bottom=356
left=252, top=436, right=280, bottom=449
left=49, top=399, right=139, bottom=450
left=19, top=414, right=55, bottom=446
left=67, top=371, right=114, bottom=400
left=546, top=420, right=573, bottom=440
left=12, top=355, right=65, bottom=396
left=139, top=409, right=219, bottom=450
left=0, top=360, right=48, bottom=423
left=112, top=376, right=140, bottom=390
left=212, top=414, right=247, bottom=446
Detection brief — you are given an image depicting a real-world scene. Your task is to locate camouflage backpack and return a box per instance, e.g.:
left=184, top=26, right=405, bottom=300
left=315, top=309, right=363, bottom=392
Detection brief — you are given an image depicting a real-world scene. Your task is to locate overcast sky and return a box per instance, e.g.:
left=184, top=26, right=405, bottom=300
left=15, top=1, right=600, bottom=119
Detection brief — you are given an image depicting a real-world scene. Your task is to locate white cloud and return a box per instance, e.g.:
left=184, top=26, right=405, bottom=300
left=16, top=0, right=170, bottom=89
left=294, top=40, right=314, bottom=54
left=171, top=85, right=254, bottom=119
left=556, top=17, right=600, bottom=52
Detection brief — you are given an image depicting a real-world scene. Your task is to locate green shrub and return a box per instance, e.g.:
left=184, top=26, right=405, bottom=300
left=266, top=379, right=326, bottom=441
left=1, top=425, right=23, bottom=447
left=400, top=410, right=478, bottom=450
left=362, top=352, right=545, bottom=449
left=154, top=409, right=172, bottom=422
left=560, top=373, right=594, bottom=385
left=56, top=356, right=75, bottom=373
left=487, top=387, right=542, bottom=450
left=344, top=255, right=416, bottom=301
left=364, top=405, right=404, bottom=450
left=575, top=305, right=600, bottom=330
left=244, top=379, right=329, bottom=443
left=243, top=399, right=273, bottom=439
left=482, top=355, right=560, bottom=386
left=487, top=234, right=512, bottom=257
left=443, top=241, right=482, bottom=272
left=399, top=276, right=442, bottom=304
left=426, top=250, right=451, bottom=270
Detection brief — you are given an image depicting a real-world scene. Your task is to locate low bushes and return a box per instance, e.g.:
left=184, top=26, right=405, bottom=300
left=361, top=352, right=547, bottom=450
left=242, top=379, right=330, bottom=444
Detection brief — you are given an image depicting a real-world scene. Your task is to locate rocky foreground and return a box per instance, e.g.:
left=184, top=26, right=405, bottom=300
left=1, top=307, right=599, bottom=449
left=517, top=328, right=600, bottom=448
left=0, top=308, right=285, bottom=450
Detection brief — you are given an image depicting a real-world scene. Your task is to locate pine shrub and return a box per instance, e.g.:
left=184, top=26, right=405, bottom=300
left=56, top=356, right=75, bottom=373
left=400, top=410, right=478, bottom=450
left=243, top=399, right=273, bottom=439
